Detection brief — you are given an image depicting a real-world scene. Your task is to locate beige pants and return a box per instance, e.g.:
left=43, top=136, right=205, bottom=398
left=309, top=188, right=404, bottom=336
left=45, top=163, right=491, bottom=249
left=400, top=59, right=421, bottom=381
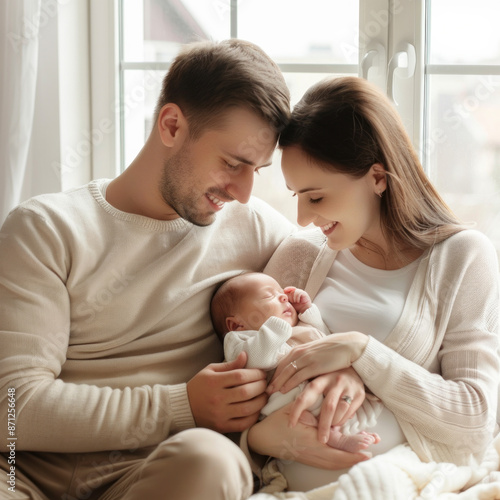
left=0, top=428, right=253, bottom=500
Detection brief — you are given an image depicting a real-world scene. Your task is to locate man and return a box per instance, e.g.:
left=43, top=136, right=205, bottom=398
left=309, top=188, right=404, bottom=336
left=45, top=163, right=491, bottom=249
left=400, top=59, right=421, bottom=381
left=0, top=39, right=294, bottom=500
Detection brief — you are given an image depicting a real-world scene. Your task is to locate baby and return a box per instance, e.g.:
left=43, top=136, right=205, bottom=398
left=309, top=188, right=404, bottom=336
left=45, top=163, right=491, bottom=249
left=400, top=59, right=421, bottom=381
left=210, top=272, right=380, bottom=454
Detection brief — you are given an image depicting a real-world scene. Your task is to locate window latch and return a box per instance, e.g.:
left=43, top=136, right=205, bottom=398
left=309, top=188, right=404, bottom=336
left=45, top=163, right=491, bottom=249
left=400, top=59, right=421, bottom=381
left=387, top=43, right=416, bottom=105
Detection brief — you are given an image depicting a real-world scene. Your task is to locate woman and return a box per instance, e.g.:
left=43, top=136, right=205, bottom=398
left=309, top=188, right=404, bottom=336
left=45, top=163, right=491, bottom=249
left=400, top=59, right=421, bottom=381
left=246, top=76, right=499, bottom=492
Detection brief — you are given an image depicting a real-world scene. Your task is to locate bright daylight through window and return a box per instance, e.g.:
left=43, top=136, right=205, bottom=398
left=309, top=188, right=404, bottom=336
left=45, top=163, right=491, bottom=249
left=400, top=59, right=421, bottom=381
left=119, top=0, right=500, bottom=263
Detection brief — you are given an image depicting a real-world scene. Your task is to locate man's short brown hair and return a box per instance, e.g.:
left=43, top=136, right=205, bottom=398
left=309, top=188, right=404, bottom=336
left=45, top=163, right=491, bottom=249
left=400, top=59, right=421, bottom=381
left=154, top=39, right=290, bottom=138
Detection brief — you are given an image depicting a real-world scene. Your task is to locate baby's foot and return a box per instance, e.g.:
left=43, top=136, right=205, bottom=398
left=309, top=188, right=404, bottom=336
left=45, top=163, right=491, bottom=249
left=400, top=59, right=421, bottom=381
left=327, top=428, right=381, bottom=453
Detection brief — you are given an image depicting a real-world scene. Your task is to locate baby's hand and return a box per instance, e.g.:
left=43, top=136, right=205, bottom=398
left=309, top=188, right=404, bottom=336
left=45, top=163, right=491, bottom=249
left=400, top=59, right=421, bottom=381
left=284, top=286, right=312, bottom=314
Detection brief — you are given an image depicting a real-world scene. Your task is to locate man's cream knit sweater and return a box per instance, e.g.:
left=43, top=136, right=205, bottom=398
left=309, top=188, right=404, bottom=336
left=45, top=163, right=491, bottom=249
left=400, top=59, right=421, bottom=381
left=0, top=179, right=294, bottom=453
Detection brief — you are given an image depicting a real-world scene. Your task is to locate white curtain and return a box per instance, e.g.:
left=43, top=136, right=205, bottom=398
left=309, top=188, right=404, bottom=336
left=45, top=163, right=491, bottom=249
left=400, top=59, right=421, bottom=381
left=0, top=0, right=41, bottom=225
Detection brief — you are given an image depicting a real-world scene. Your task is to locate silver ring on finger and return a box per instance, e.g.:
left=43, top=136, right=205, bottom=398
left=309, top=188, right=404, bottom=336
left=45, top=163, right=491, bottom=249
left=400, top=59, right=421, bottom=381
left=290, top=360, right=298, bottom=371
left=341, top=395, right=353, bottom=405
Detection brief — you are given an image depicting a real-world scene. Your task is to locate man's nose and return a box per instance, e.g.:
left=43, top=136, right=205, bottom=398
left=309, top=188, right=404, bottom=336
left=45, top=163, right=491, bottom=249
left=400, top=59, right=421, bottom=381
left=226, top=169, right=254, bottom=204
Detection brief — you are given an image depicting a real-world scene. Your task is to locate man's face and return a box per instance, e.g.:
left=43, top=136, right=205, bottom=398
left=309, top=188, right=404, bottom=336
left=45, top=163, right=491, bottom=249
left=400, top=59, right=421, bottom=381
left=159, top=107, right=277, bottom=226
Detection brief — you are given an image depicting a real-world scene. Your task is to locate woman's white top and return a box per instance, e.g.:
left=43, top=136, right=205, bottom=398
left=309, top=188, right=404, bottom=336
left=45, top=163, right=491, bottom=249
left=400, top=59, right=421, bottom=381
left=279, top=250, right=422, bottom=491
left=253, top=229, right=499, bottom=493
left=316, top=249, right=421, bottom=340
left=315, top=248, right=421, bottom=456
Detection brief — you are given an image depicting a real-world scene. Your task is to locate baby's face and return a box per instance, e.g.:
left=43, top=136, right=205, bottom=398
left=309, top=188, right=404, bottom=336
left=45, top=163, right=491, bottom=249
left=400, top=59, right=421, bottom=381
left=234, top=274, right=298, bottom=330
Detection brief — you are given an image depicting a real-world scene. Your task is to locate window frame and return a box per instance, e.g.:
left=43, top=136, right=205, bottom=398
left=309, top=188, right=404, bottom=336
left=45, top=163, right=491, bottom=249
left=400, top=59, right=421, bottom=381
left=89, top=0, right=121, bottom=180
left=115, top=0, right=359, bottom=173
left=91, top=0, right=497, bottom=179
left=89, top=0, right=500, bottom=261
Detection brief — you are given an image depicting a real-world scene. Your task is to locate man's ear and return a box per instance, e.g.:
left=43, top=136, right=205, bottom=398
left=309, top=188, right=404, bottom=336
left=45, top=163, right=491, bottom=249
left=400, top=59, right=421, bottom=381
left=157, top=103, right=188, bottom=147
left=370, top=163, right=387, bottom=195
left=226, top=316, right=245, bottom=332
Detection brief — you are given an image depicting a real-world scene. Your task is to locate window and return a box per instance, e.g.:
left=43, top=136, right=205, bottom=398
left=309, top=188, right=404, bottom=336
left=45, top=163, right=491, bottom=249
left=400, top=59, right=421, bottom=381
left=425, top=0, right=500, bottom=261
left=101, top=0, right=499, bottom=262
left=117, top=0, right=359, bottom=222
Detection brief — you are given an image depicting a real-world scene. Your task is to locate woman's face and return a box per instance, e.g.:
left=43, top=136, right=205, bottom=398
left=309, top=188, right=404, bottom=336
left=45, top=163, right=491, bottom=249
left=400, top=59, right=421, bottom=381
left=281, top=146, right=385, bottom=251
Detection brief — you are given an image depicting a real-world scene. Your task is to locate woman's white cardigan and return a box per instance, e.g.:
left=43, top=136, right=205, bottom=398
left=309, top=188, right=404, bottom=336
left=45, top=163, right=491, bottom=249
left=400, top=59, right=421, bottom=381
left=264, top=228, right=499, bottom=466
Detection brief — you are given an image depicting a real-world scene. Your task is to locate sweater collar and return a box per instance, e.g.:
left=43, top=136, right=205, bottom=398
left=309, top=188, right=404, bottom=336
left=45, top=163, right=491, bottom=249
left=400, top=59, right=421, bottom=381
left=89, top=179, right=192, bottom=232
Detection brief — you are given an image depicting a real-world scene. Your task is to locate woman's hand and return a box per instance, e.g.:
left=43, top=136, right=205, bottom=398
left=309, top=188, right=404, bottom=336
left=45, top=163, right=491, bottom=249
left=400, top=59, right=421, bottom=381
left=267, top=331, right=369, bottom=396
left=247, top=401, right=369, bottom=470
left=287, top=368, right=365, bottom=444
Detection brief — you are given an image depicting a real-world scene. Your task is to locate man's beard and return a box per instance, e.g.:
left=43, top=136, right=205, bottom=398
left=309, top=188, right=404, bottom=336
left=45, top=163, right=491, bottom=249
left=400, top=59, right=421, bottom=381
left=159, top=149, right=216, bottom=227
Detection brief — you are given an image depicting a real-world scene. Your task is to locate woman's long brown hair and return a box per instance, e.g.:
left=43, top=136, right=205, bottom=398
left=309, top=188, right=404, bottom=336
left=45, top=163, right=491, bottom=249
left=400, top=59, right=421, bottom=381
left=279, top=76, right=466, bottom=256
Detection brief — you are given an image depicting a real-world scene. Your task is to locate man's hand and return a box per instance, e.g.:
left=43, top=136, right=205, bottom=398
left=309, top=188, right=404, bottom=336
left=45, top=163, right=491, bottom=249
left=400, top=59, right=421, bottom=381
left=247, top=402, right=369, bottom=470
left=187, top=351, right=268, bottom=433
left=284, top=286, right=311, bottom=315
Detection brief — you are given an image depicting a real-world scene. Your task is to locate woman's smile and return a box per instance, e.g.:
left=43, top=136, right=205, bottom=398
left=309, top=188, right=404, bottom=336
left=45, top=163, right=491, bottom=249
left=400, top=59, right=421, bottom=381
left=320, top=221, right=337, bottom=236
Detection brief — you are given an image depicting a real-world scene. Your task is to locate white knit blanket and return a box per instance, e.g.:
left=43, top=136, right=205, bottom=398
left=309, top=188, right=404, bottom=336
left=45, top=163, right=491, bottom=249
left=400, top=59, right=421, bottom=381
left=249, top=434, right=500, bottom=500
